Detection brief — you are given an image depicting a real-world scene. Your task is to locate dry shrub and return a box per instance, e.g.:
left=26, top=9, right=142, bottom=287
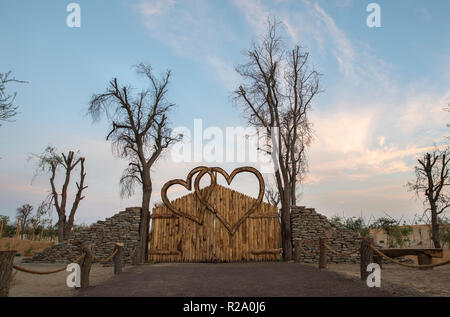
left=0, top=238, right=53, bottom=255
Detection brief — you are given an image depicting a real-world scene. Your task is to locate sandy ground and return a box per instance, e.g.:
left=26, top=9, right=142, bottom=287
left=76, top=262, right=393, bottom=297
left=309, top=263, right=450, bottom=297
left=9, top=256, right=130, bottom=297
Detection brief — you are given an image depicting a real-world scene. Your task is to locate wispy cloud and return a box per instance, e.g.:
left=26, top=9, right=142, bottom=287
left=130, top=0, right=449, bottom=220
left=232, top=0, right=270, bottom=36
left=135, top=0, right=176, bottom=17
left=134, top=0, right=239, bottom=90
left=306, top=89, right=449, bottom=187
left=311, top=1, right=355, bottom=76
left=205, top=56, right=241, bottom=91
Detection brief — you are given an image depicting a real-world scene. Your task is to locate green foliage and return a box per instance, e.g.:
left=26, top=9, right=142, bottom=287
left=0, top=219, right=17, bottom=238
left=371, top=217, right=412, bottom=247
left=72, top=224, right=88, bottom=233
left=439, top=222, right=450, bottom=245
left=330, top=215, right=370, bottom=237
left=41, top=225, right=58, bottom=239
left=0, top=214, right=10, bottom=224
left=329, top=216, right=342, bottom=225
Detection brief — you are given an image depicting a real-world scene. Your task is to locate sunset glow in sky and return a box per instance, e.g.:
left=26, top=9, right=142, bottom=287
left=1, top=0, right=449, bottom=224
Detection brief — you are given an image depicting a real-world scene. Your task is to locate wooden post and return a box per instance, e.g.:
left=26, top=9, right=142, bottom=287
left=374, top=254, right=383, bottom=269
left=319, top=237, right=327, bottom=269
left=417, top=254, right=432, bottom=270
left=293, top=240, right=301, bottom=262
left=360, top=237, right=374, bottom=281
left=0, top=251, right=16, bottom=297
left=79, top=243, right=93, bottom=289
left=113, top=243, right=124, bottom=275
left=132, top=246, right=139, bottom=265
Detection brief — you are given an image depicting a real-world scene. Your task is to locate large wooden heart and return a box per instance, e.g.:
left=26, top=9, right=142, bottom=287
left=161, top=166, right=216, bottom=225
left=194, top=166, right=265, bottom=235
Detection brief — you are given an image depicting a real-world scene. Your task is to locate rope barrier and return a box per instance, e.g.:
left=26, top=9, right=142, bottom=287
left=12, top=244, right=125, bottom=275
left=94, top=248, right=119, bottom=264
left=12, top=264, right=68, bottom=275
left=369, top=245, right=450, bottom=269
left=294, top=239, right=316, bottom=256
left=126, top=247, right=137, bottom=262
left=12, top=253, right=86, bottom=275
left=324, top=242, right=359, bottom=256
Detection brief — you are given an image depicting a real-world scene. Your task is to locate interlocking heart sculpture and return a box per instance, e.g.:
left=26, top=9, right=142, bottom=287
left=161, top=166, right=265, bottom=235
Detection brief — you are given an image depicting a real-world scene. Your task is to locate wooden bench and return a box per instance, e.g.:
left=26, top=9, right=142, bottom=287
left=373, top=248, right=443, bottom=269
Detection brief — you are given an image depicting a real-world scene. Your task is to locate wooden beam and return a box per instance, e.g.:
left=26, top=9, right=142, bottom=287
left=249, top=214, right=279, bottom=218
left=250, top=249, right=281, bottom=255
left=150, top=250, right=182, bottom=256
left=151, top=214, right=178, bottom=219
left=379, top=248, right=443, bottom=258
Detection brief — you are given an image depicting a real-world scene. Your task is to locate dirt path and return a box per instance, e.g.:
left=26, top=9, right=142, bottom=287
left=77, top=262, right=396, bottom=297
left=11, top=259, right=443, bottom=297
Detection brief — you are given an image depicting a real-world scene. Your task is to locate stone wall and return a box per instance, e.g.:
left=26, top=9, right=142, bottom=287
left=26, top=207, right=142, bottom=264
left=291, top=206, right=361, bottom=263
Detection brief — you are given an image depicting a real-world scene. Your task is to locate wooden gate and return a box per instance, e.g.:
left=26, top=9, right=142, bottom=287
left=149, top=167, right=280, bottom=262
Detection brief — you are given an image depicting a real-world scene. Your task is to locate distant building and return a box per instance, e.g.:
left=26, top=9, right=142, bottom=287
left=370, top=224, right=449, bottom=263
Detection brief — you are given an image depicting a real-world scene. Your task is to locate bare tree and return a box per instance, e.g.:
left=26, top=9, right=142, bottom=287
left=29, top=201, right=51, bottom=240
left=88, top=63, right=181, bottom=263
left=407, top=147, right=450, bottom=248
left=0, top=71, right=26, bottom=126
left=234, top=19, right=320, bottom=260
left=30, top=146, right=87, bottom=243
left=265, top=184, right=280, bottom=207
left=16, top=204, right=33, bottom=239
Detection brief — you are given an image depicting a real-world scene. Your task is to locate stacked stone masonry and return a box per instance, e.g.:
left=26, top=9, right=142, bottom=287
left=291, top=206, right=361, bottom=263
left=26, top=207, right=142, bottom=264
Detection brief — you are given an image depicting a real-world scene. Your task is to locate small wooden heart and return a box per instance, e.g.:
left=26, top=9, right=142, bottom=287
left=194, top=166, right=265, bottom=235
left=161, top=166, right=215, bottom=225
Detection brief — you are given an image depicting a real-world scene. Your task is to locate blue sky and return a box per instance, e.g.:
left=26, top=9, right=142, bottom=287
left=0, top=0, right=449, bottom=225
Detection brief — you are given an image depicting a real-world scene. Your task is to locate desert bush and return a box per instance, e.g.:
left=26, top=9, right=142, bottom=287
left=330, top=215, right=370, bottom=237
left=370, top=217, right=412, bottom=247
left=24, top=246, right=34, bottom=256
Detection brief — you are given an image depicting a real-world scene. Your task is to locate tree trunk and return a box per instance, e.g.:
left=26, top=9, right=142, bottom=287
left=63, top=222, right=73, bottom=241
left=137, top=171, right=151, bottom=264
left=57, top=216, right=66, bottom=243
left=430, top=208, right=441, bottom=248
left=290, top=178, right=296, bottom=206
left=0, top=251, right=15, bottom=297
left=280, top=197, right=293, bottom=261
left=63, top=227, right=71, bottom=241
left=21, top=216, right=28, bottom=239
